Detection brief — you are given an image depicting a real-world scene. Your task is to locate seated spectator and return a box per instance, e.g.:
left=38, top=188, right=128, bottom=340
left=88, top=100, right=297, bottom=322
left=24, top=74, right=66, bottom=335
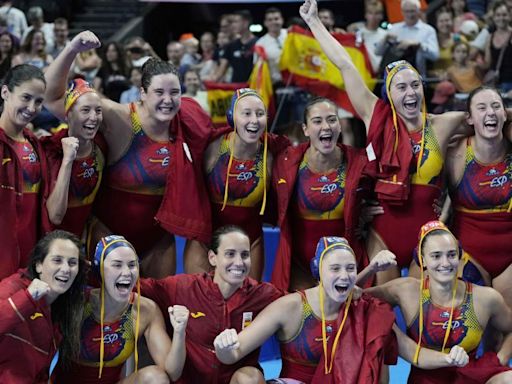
left=347, top=0, right=386, bottom=75
left=375, top=0, right=439, bottom=76
left=22, top=6, right=54, bottom=53
left=447, top=40, right=483, bottom=93
left=125, top=36, right=156, bottom=67
left=120, top=66, right=142, bottom=104
left=484, top=1, right=512, bottom=94
left=12, top=29, right=53, bottom=70
left=214, top=10, right=257, bottom=83
left=48, top=18, right=69, bottom=59
left=0, top=30, right=16, bottom=79
left=94, top=41, right=131, bottom=101
left=0, top=0, right=27, bottom=41
left=182, top=68, right=209, bottom=115
left=255, top=7, right=287, bottom=84
left=449, top=0, right=479, bottom=33
left=429, top=7, right=467, bottom=78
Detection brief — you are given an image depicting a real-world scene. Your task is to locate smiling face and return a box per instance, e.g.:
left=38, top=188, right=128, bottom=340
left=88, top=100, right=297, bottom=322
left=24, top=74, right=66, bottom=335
left=67, top=92, right=102, bottom=141
left=264, top=11, right=284, bottom=35
left=389, top=68, right=424, bottom=123
left=36, top=239, right=80, bottom=303
left=31, top=31, right=45, bottom=52
left=0, top=33, right=12, bottom=54
left=436, top=11, right=453, bottom=35
left=102, top=246, right=139, bottom=302
left=209, top=231, right=251, bottom=288
left=401, top=1, right=421, bottom=26
left=234, top=95, right=266, bottom=144
left=303, top=100, right=341, bottom=155
left=1, top=78, right=45, bottom=130
left=493, top=5, right=510, bottom=30
left=184, top=70, right=201, bottom=94
left=141, top=73, right=181, bottom=123
left=320, top=248, right=357, bottom=303
left=422, top=232, right=460, bottom=284
left=467, top=88, right=506, bottom=141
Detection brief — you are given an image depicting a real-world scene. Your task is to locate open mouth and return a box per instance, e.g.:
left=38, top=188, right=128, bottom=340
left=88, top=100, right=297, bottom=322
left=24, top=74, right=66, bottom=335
left=245, top=125, right=259, bottom=134
left=319, top=132, right=333, bottom=144
left=55, top=276, right=69, bottom=284
left=115, top=280, right=132, bottom=293
left=20, top=111, right=34, bottom=121
left=334, top=283, right=349, bottom=294
left=83, top=124, right=97, bottom=133
left=403, top=100, right=418, bottom=111
left=484, top=120, right=498, bottom=129
left=436, top=268, right=454, bottom=275
left=227, top=268, right=245, bottom=278
left=158, top=106, right=174, bottom=114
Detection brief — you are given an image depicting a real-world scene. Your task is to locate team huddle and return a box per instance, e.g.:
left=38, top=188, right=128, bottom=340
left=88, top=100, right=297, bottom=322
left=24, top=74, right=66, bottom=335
left=0, top=0, right=511, bottom=383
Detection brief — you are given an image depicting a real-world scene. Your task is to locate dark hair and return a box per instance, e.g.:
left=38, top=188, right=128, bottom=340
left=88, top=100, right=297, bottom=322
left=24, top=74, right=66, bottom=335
left=492, top=0, right=508, bottom=14
left=303, top=96, right=338, bottom=123
left=21, top=29, right=46, bottom=56
left=435, top=6, right=453, bottom=22
left=1, top=64, right=45, bottom=113
left=27, top=230, right=87, bottom=368
left=265, top=7, right=282, bottom=17
left=101, top=41, right=129, bottom=77
left=466, top=86, right=506, bottom=117
left=318, top=8, right=335, bottom=19
left=140, top=57, right=179, bottom=92
left=210, top=225, right=249, bottom=254
left=54, top=17, right=68, bottom=27
left=233, top=9, right=252, bottom=24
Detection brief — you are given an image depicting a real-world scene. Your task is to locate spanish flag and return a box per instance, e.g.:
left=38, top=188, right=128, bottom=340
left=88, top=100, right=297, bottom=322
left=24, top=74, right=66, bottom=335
left=279, top=26, right=376, bottom=115
left=249, top=45, right=275, bottom=120
left=204, top=81, right=246, bottom=127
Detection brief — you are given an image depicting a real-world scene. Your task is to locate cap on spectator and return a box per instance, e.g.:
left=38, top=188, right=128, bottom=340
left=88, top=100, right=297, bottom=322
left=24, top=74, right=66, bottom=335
left=431, top=81, right=456, bottom=105
left=459, top=20, right=479, bottom=40
left=179, top=33, right=198, bottom=44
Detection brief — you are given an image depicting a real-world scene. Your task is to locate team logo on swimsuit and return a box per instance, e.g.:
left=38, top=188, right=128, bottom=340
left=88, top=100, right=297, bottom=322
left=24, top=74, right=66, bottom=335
left=486, top=168, right=498, bottom=176
left=22, top=145, right=37, bottom=163
left=149, top=147, right=170, bottom=167
left=79, top=161, right=96, bottom=179
left=242, top=312, right=253, bottom=329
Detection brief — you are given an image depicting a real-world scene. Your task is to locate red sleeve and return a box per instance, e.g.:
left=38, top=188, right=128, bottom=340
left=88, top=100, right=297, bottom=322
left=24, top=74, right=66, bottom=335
left=140, top=277, right=176, bottom=316
left=0, top=277, right=38, bottom=335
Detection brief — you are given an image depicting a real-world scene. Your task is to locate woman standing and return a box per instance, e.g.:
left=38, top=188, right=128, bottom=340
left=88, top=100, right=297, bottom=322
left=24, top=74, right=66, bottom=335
left=0, top=230, right=87, bottom=383
left=44, top=78, right=106, bottom=238
left=53, top=235, right=188, bottom=383
left=0, top=64, right=49, bottom=280
left=367, top=221, right=512, bottom=383
left=272, top=97, right=369, bottom=291
left=44, top=31, right=213, bottom=278
left=446, top=86, right=512, bottom=365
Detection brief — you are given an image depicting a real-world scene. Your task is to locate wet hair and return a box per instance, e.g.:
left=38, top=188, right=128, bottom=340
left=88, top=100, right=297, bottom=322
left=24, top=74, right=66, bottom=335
left=27, top=230, right=87, bottom=369
left=1, top=64, right=45, bottom=112
left=303, top=96, right=338, bottom=123
left=140, top=57, right=179, bottom=92
left=210, top=225, right=249, bottom=254
left=466, top=86, right=506, bottom=117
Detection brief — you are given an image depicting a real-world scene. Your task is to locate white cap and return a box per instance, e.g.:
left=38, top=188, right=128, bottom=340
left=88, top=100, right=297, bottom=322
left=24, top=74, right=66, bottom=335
left=459, top=20, right=479, bottom=40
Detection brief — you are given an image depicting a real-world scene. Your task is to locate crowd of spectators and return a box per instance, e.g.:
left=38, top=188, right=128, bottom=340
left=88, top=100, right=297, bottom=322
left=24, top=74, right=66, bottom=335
left=1, top=0, right=511, bottom=134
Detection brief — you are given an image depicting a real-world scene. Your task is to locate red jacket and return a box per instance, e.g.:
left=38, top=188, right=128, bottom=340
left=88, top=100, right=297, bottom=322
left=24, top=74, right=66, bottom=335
left=365, top=99, right=414, bottom=204
left=155, top=97, right=215, bottom=243
left=0, top=270, right=60, bottom=383
left=41, top=128, right=108, bottom=236
left=271, top=142, right=369, bottom=290
left=312, top=294, right=398, bottom=384
left=140, top=273, right=283, bottom=384
left=0, top=128, right=51, bottom=280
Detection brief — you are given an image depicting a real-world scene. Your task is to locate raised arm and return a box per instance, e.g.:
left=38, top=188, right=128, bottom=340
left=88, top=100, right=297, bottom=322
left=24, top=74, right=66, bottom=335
left=364, top=276, right=412, bottom=307
left=214, top=294, right=296, bottom=364
left=394, top=324, right=469, bottom=369
left=46, top=137, right=79, bottom=225
left=164, top=305, right=189, bottom=381
left=356, top=250, right=397, bottom=287
left=300, top=0, right=378, bottom=128
left=44, top=31, right=101, bottom=120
